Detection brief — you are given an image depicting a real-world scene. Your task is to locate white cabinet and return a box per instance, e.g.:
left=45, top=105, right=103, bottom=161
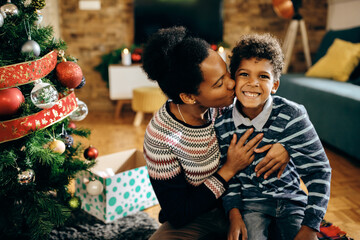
left=109, top=64, right=157, bottom=100
left=108, top=64, right=159, bottom=118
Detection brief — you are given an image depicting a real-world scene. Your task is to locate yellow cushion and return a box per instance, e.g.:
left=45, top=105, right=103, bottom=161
left=306, top=38, right=360, bottom=82
left=132, top=87, right=167, bottom=113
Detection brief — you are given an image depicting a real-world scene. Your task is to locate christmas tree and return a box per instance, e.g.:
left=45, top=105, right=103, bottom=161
left=0, top=0, right=97, bottom=239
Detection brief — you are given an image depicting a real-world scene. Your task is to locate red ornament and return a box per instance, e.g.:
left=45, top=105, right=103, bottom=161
left=131, top=53, right=141, bottom=62
left=68, top=122, right=76, bottom=129
left=211, top=44, right=218, bottom=51
left=56, top=61, right=83, bottom=89
left=84, top=146, right=98, bottom=160
left=131, top=48, right=143, bottom=63
left=0, top=88, right=25, bottom=116
left=272, top=0, right=294, bottom=19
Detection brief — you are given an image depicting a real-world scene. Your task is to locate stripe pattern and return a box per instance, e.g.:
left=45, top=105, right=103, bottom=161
left=144, top=102, right=225, bottom=197
left=215, top=96, right=331, bottom=231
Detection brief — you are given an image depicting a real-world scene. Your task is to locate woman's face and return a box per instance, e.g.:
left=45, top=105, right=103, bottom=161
left=194, top=50, right=235, bottom=108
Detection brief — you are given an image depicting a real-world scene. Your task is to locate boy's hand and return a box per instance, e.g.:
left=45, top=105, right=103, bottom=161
left=294, top=225, right=318, bottom=240
left=254, top=143, right=290, bottom=179
left=228, top=208, right=248, bottom=240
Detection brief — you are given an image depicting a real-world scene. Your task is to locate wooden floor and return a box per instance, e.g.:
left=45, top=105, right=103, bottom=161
left=76, top=106, right=360, bottom=239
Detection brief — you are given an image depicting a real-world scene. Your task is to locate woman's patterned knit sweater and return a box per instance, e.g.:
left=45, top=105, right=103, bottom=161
left=143, top=101, right=228, bottom=227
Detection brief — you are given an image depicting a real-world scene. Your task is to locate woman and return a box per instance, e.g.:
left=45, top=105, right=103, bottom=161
left=142, top=26, right=289, bottom=240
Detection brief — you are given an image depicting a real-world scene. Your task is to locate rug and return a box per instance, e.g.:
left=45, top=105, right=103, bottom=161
left=49, top=210, right=159, bottom=240
left=50, top=211, right=353, bottom=240
left=318, top=220, right=354, bottom=240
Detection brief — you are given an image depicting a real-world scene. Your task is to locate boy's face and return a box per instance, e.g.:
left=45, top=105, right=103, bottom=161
left=234, top=57, right=279, bottom=119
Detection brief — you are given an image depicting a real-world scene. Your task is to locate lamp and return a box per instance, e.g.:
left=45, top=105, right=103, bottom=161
left=273, top=0, right=311, bottom=73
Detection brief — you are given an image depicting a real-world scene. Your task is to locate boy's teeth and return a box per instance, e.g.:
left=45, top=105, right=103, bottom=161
left=243, top=92, right=259, bottom=97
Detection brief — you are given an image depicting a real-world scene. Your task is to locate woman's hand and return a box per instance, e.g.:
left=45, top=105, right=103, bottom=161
left=228, top=208, right=248, bottom=240
left=218, top=128, right=263, bottom=182
left=254, top=143, right=290, bottom=179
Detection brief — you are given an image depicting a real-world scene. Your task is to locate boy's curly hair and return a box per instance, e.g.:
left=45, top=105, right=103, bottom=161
left=229, top=33, right=284, bottom=81
left=142, top=26, right=210, bottom=104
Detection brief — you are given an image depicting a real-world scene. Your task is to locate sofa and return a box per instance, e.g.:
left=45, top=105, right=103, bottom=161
left=276, top=26, right=360, bottom=161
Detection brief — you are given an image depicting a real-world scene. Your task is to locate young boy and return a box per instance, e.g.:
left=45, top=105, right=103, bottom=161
left=214, top=33, right=331, bottom=240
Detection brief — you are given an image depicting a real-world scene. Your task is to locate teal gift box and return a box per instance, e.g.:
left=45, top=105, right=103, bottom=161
left=74, top=149, right=158, bottom=223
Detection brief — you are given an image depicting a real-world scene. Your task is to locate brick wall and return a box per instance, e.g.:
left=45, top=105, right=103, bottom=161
left=223, top=0, right=328, bottom=72
left=59, top=0, right=327, bottom=112
left=60, top=0, right=134, bottom=111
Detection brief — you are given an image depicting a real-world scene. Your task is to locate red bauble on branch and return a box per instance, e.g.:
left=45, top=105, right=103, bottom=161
left=0, top=88, right=25, bottom=116
left=68, top=122, right=76, bottom=129
left=56, top=61, right=83, bottom=89
left=84, top=146, right=98, bottom=160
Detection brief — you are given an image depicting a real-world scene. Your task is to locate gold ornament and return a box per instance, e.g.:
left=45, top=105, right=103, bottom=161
left=49, top=139, right=66, bottom=154
left=68, top=196, right=81, bottom=210
left=31, top=0, right=46, bottom=10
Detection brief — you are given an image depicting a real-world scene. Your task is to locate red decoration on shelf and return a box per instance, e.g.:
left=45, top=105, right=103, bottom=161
left=131, top=48, right=143, bottom=63
left=0, top=91, right=78, bottom=143
left=0, top=88, right=25, bottom=116
left=84, top=146, right=98, bottom=160
left=55, top=61, right=83, bottom=89
left=0, top=51, right=58, bottom=89
left=131, top=53, right=141, bottom=63
left=210, top=44, right=218, bottom=51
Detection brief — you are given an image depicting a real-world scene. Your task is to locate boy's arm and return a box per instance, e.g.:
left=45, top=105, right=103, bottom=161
left=279, top=105, right=331, bottom=232
left=228, top=208, right=248, bottom=240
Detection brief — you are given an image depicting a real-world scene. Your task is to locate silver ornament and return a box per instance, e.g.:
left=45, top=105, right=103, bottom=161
left=69, top=98, right=88, bottom=121
left=30, top=80, right=59, bottom=109
left=34, top=11, right=43, bottom=25
left=0, top=11, right=3, bottom=27
left=21, top=39, right=41, bottom=57
left=24, top=0, right=32, bottom=7
left=0, top=1, right=19, bottom=17
left=0, top=10, right=5, bottom=19
left=86, top=179, right=104, bottom=195
left=18, top=169, right=35, bottom=185
left=34, top=10, right=43, bottom=25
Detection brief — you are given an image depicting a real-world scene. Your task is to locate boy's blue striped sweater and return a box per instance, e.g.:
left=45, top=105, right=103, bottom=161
left=214, top=96, right=331, bottom=231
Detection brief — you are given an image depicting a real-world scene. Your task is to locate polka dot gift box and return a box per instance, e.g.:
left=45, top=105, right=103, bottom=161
left=74, top=149, right=158, bottom=223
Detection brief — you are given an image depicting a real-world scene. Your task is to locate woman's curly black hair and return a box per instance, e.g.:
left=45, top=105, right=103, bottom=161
left=229, top=33, right=284, bottom=81
left=142, top=26, right=211, bottom=104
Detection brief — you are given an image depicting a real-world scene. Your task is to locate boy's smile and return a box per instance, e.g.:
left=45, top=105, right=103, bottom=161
left=235, top=57, right=279, bottom=119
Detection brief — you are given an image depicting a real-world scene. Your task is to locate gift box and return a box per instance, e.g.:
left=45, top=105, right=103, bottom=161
left=74, top=149, right=158, bottom=223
